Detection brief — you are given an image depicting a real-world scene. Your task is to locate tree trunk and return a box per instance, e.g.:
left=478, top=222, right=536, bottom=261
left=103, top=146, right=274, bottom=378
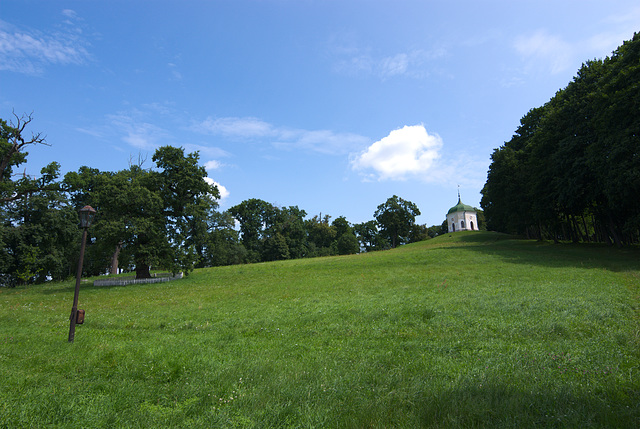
left=109, top=243, right=122, bottom=275
left=569, top=215, right=580, bottom=243
left=607, top=212, right=622, bottom=248
left=135, top=262, right=151, bottom=279
left=581, top=215, right=591, bottom=242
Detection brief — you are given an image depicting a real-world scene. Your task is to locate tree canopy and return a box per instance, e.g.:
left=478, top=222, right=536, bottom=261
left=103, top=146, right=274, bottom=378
left=374, top=195, right=421, bottom=248
left=63, top=147, right=218, bottom=279
left=481, top=33, right=640, bottom=245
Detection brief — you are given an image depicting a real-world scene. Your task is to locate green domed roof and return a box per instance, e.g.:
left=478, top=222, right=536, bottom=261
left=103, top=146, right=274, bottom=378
left=447, top=198, right=476, bottom=215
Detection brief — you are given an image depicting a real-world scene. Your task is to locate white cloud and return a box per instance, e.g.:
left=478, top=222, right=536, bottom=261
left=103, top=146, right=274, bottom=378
left=513, top=21, right=639, bottom=78
left=184, top=144, right=230, bottom=160
left=0, top=13, right=90, bottom=74
left=351, top=125, right=442, bottom=180
left=352, top=125, right=489, bottom=188
left=196, top=116, right=369, bottom=155
left=204, top=160, right=222, bottom=170
left=204, top=177, right=229, bottom=200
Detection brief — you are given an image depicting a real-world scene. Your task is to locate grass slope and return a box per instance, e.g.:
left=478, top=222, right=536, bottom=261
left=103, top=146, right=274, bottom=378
left=1, top=231, right=639, bottom=428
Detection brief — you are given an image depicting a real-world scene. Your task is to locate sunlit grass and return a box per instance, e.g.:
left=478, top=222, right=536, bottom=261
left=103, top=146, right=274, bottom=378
left=1, top=231, right=638, bottom=427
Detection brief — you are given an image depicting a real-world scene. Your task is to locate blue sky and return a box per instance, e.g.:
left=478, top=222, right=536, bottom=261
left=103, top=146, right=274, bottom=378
left=1, top=1, right=638, bottom=226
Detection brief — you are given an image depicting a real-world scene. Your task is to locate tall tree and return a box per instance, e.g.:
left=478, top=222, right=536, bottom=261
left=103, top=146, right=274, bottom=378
left=3, top=179, right=78, bottom=283
left=198, top=210, right=246, bottom=267
left=275, top=206, right=308, bottom=259
left=481, top=33, right=640, bottom=245
left=306, top=214, right=336, bottom=256
left=332, top=216, right=359, bottom=255
left=151, top=146, right=219, bottom=272
left=229, top=199, right=277, bottom=262
left=374, top=195, right=421, bottom=248
left=64, top=146, right=218, bottom=278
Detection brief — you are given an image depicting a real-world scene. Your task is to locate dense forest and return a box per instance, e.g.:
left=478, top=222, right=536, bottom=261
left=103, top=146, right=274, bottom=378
left=0, top=119, right=436, bottom=285
left=481, top=33, right=640, bottom=246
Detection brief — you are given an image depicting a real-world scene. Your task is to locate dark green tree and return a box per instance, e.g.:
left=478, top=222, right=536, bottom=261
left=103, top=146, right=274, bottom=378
left=408, top=223, right=429, bottom=243
left=354, top=220, right=388, bottom=252
left=481, top=32, right=640, bottom=245
left=229, top=198, right=277, bottom=262
left=332, top=216, right=359, bottom=255
left=306, top=214, right=336, bottom=256
left=3, top=181, right=78, bottom=283
left=65, top=146, right=218, bottom=278
left=275, top=206, right=308, bottom=259
left=374, top=195, right=421, bottom=248
left=151, top=146, right=219, bottom=272
left=199, top=210, right=246, bottom=267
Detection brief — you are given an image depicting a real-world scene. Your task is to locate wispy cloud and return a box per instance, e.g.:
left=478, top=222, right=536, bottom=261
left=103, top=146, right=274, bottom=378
left=327, top=33, right=446, bottom=79
left=0, top=11, right=91, bottom=74
left=596, top=6, right=640, bottom=52
left=514, top=30, right=573, bottom=75
left=197, top=117, right=275, bottom=139
left=196, top=116, right=370, bottom=155
left=514, top=10, right=640, bottom=77
left=333, top=48, right=446, bottom=79
left=168, top=63, right=182, bottom=81
left=107, top=113, right=170, bottom=151
left=204, top=160, right=222, bottom=171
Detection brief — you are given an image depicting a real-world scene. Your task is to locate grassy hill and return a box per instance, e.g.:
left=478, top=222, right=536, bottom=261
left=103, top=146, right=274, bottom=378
left=1, top=231, right=638, bottom=427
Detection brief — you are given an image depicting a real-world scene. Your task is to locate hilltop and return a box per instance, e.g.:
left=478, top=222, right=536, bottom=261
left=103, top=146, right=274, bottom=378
left=1, top=232, right=638, bottom=427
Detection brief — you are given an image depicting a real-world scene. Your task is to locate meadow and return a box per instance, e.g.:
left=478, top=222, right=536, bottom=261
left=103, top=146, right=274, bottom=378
left=0, top=231, right=638, bottom=428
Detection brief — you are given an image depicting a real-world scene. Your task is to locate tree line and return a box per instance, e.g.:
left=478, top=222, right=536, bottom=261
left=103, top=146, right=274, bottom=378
left=1, top=116, right=439, bottom=285
left=481, top=33, right=640, bottom=246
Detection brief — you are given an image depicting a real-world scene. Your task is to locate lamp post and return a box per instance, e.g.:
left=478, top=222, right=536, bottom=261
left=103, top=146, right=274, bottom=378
left=68, top=205, right=96, bottom=343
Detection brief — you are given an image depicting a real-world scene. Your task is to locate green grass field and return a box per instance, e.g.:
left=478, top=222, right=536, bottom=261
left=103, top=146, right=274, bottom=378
left=1, top=231, right=638, bottom=428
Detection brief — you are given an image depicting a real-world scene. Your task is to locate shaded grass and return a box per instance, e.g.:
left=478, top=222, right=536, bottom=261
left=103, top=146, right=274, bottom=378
left=1, top=231, right=639, bottom=427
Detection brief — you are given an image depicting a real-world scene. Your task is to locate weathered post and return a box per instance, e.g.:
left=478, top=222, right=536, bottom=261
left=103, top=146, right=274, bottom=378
left=68, top=205, right=96, bottom=343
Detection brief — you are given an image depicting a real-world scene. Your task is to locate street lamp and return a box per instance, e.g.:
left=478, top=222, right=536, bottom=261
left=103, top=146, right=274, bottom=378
left=68, top=205, right=96, bottom=343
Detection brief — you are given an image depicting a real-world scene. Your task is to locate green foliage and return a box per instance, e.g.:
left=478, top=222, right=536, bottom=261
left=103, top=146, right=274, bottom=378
left=481, top=33, right=640, bottom=245
left=0, top=115, right=81, bottom=284
left=3, top=173, right=79, bottom=283
left=196, top=210, right=246, bottom=267
left=228, top=198, right=277, bottom=262
left=63, top=146, right=218, bottom=279
left=1, top=232, right=638, bottom=427
left=335, top=232, right=359, bottom=255
left=2, top=117, right=426, bottom=280
left=354, top=219, right=389, bottom=251
left=306, top=214, right=336, bottom=254
left=374, top=195, right=421, bottom=248
left=228, top=203, right=365, bottom=261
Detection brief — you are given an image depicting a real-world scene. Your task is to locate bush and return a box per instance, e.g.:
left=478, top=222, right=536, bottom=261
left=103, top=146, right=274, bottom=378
left=0, top=273, right=16, bottom=288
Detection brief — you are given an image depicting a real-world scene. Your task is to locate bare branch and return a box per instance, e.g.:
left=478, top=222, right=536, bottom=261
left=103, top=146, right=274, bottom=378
left=0, top=112, right=48, bottom=182
left=10, top=111, right=49, bottom=147
left=128, top=152, right=148, bottom=169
